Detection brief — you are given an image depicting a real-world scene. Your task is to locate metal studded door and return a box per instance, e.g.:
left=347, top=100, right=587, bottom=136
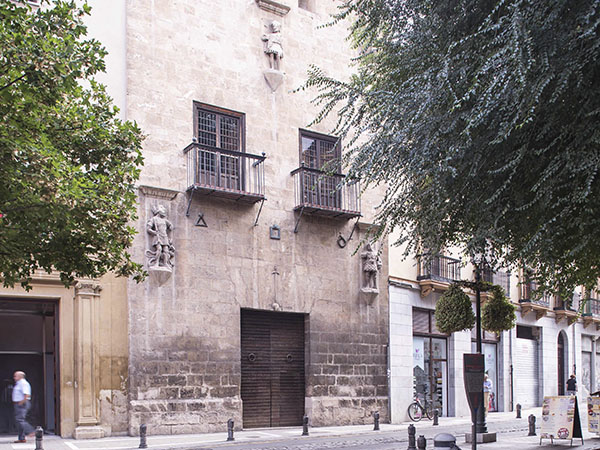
left=241, top=309, right=305, bottom=428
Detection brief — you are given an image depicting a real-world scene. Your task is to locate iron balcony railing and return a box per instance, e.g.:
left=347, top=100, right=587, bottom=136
left=554, top=293, right=577, bottom=312
left=583, top=298, right=600, bottom=317
left=417, top=254, right=462, bottom=283
left=184, top=143, right=266, bottom=203
left=519, top=281, right=551, bottom=308
left=291, top=166, right=360, bottom=219
left=481, top=268, right=511, bottom=297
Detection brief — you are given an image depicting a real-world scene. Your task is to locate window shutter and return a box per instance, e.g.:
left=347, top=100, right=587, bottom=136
left=413, top=309, right=430, bottom=334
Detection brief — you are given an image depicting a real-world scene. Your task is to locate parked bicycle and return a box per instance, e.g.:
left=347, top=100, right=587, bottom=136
left=407, top=396, right=433, bottom=422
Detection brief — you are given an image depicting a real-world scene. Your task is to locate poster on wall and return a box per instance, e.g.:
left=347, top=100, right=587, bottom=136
left=588, top=396, right=600, bottom=433
left=540, top=396, right=583, bottom=445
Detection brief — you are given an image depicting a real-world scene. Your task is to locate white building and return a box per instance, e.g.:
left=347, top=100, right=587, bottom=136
left=388, top=248, right=600, bottom=422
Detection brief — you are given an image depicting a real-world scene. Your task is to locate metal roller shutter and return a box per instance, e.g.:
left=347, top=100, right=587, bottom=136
left=241, top=309, right=305, bottom=428
left=514, top=337, right=539, bottom=408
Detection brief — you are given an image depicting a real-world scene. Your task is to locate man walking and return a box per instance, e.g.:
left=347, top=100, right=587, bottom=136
left=566, top=374, right=577, bottom=396
left=13, top=371, right=35, bottom=443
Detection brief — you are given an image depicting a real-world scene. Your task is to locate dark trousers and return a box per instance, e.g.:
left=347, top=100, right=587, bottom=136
left=14, top=401, right=34, bottom=440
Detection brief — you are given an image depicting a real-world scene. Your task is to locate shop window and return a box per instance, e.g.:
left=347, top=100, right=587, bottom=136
left=412, top=308, right=448, bottom=416
left=516, top=325, right=536, bottom=340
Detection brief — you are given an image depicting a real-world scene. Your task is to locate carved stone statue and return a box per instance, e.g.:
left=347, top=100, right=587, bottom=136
left=262, top=20, right=283, bottom=70
left=361, top=243, right=382, bottom=291
left=146, top=205, right=174, bottom=270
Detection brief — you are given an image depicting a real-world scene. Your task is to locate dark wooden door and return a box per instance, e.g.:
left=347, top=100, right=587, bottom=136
left=558, top=332, right=565, bottom=395
left=241, top=309, right=305, bottom=428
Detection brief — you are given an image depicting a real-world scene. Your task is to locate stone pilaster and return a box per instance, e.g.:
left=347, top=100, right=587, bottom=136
left=73, top=281, right=104, bottom=439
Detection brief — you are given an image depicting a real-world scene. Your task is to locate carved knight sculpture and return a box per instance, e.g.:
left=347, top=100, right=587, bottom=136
left=262, top=20, right=283, bottom=70
left=146, top=205, right=174, bottom=270
left=361, top=243, right=382, bottom=291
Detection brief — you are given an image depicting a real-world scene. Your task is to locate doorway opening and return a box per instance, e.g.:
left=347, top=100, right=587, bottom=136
left=558, top=331, right=568, bottom=395
left=240, top=309, right=305, bottom=428
left=0, top=299, right=58, bottom=435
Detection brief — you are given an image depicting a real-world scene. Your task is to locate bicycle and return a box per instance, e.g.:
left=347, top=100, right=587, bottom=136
left=407, top=396, right=433, bottom=422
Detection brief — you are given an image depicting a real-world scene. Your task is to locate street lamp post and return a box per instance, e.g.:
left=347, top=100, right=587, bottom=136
left=474, top=263, right=488, bottom=434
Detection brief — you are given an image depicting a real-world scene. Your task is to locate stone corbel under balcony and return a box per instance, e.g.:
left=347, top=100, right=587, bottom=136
left=582, top=315, right=600, bottom=329
left=419, top=279, right=452, bottom=298
left=554, top=308, right=578, bottom=325
left=520, top=301, right=550, bottom=320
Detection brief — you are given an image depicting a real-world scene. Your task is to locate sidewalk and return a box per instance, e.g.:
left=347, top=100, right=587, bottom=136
left=2, top=408, right=600, bottom=450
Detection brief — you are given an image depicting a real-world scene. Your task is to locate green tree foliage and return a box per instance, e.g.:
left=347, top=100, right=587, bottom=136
left=481, top=285, right=517, bottom=332
left=435, top=284, right=476, bottom=334
left=0, top=0, right=144, bottom=288
left=304, top=0, right=600, bottom=294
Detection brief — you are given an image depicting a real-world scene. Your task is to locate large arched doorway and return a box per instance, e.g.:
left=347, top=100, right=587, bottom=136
left=558, top=331, right=568, bottom=395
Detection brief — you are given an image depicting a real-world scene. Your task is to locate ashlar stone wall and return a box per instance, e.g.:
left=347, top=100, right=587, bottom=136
left=125, top=0, right=388, bottom=434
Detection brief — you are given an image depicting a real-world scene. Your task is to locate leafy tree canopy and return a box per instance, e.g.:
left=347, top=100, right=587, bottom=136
left=305, top=0, right=600, bottom=294
left=0, top=0, right=144, bottom=289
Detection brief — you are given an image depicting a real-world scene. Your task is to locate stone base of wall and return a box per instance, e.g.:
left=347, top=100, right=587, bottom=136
left=307, top=396, right=389, bottom=426
left=129, top=398, right=242, bottom=435
left=99, top=389, right=129, bottom=436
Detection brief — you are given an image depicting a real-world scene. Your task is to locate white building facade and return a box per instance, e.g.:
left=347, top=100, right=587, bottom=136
left=388, top=252, right=600, bottom=422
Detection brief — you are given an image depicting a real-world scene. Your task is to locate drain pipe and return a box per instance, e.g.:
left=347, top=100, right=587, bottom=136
left=573, top=323, right=577, bottom=377
left=509, top=328, right=514, bottom=411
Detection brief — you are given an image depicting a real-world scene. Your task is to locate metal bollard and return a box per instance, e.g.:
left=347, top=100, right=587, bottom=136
left=433, top=408, right=439, bottom=426
left=302, top=415, right=309, bottom=436
left=35, top=426, right=43, bottom=450
left=407, top=424, right=417, bottom=450
left=417, top=434, right=427, bottom=450
left=528, top=414, right=536, bottom=436
left=226, top=418, right=234, bottom=441
left=516, top=403, right=522, bottom=418
left=139, top=424, right=147, bottom=449
left=373, top=410, right=380, bottom=431
left=434, top=433, right=456, bottom=449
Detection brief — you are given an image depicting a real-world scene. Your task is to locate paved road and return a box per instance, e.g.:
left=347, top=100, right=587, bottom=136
left=3, top=409, right=600, bottom=450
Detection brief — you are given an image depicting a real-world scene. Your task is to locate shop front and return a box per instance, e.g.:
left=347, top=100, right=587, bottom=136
left=412, top=308, right=448, bottom=416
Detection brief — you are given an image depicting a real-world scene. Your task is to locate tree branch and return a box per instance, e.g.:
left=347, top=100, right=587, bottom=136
left=0, top=73, right=27, bottom=92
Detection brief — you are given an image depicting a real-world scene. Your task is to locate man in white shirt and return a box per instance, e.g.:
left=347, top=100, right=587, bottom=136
left=483, top=372, right=493, bottom=417
left=13, top=371, right=35, bottom=443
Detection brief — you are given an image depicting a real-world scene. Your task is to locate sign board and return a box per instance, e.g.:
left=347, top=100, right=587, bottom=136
left=540, top=396, right=583, bottom=445
left=588, top=396, right=600, bottom=433
left=463, top=353, right=484, bottom=416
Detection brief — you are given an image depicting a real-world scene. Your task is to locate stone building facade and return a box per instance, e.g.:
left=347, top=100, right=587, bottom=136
left=119, top=0, right=389, bottom=435
left=1, top=0, right=388, bottom=439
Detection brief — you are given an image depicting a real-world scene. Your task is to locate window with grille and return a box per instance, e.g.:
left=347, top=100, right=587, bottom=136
left=299, top=130, right=341, bottom=208
left=300, top=131, right=340, bottom=171
left=194, top=103, right=244, bottom=190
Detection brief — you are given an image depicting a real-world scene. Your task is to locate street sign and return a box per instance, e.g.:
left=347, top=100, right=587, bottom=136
left=464, top=353, right=484, bottom=415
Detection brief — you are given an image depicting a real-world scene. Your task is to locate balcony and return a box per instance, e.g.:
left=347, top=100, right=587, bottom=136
left=582, top=297, right=600, bottom=329
left=481, top=267, right=511, bottom=299
left=519, top=281, right=551, bottom=320
left=184, top=143, right=266, bottom=203
left=291, top=166, right=360, bottom=219
left=417, top=254, right=462, bottom=297
left=554, top=294, right=578, bottom=325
